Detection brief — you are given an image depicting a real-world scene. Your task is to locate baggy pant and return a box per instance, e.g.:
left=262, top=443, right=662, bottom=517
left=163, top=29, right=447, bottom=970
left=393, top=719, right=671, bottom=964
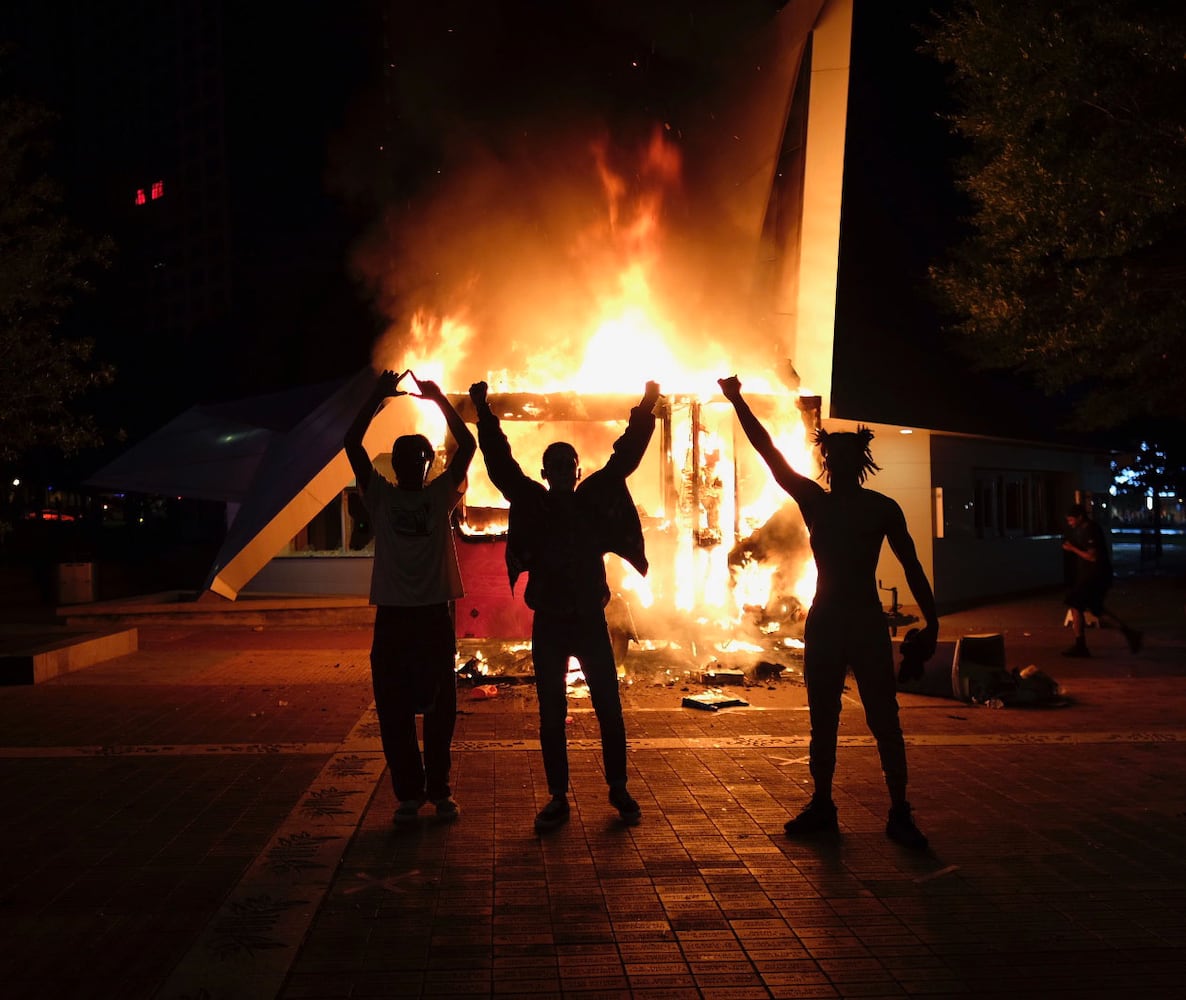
left=803, top=603, right=908, bottom=805
left=370, top=603, right=458, bottom=803
left=532, top=609, right=629, bottom=797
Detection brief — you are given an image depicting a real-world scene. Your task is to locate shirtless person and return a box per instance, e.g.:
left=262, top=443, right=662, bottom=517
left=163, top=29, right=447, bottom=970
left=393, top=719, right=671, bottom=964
left=720, top=375, right=937, bottom=850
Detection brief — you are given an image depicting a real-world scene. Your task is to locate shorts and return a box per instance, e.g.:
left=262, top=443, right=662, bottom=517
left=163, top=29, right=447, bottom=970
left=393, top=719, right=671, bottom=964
left=1065, top=576, right=1111, bottom=617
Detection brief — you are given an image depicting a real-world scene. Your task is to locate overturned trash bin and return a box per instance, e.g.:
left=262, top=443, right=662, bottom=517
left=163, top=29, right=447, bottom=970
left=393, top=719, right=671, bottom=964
left=894, top=634, right=958, bottom=699
left=898, top=632, right=1062, bottom=707
left=952, top=634, right=1007, bottom=702
left=952, top=634, right=1063, bottom=707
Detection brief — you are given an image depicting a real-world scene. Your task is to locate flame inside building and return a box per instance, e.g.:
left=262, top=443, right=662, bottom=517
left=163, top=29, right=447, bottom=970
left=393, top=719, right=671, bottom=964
left=167, top=0, right=859, bottom=663
left=370, top=118, right=833, bottom=655
left=354, top=1, right=856, bottom=664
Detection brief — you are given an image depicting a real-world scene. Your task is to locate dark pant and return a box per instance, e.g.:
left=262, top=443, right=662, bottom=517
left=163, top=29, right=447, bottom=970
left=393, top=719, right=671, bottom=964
left=532, top=609, right=629, bottom=796
left=370, top=603, right=458, bottom=803
left=804, top=604, right=907, bottom=805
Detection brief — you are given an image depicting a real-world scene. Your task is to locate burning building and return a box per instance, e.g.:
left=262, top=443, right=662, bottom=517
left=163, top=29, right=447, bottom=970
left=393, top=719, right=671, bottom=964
left=88, top=0, right=1115, bottom=628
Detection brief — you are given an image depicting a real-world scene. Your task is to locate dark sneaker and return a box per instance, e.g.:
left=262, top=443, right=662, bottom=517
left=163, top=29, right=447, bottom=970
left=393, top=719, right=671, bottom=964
left=783, top=797, right=838, bottom=838
left=886, top=803, right=929, bottom=851
left=1062, top=642, right=1090, bottom=658
left=533, top=795, right=570, bottom=833
left=394, top=799, right=423, bottom=826
left=609, top=786, right=642, bottom=825
left=432, top=797, right=460, bottom=821
left=1124, top=629, right=1143, bottom=653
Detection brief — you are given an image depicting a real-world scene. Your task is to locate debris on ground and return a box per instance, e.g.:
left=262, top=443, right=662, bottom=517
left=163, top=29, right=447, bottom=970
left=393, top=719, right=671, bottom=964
left=468, top=684, right=500, bottom=700
left=682, top=689, right=749, bottom=711
left=700, top=667, right=746, bottom=686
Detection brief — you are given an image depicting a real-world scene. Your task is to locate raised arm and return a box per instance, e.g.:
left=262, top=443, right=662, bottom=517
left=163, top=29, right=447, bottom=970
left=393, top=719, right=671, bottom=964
left=469, top=381, right=534, bottom=499
left=344, top=369, right=403, bottom=492
left=885, top=503, right=939, bottom=656
left=718, top=376, right=817, bottom=504
left=412, top=377, right=475, bottom=486
left=602, top=381, right=660, bottom=478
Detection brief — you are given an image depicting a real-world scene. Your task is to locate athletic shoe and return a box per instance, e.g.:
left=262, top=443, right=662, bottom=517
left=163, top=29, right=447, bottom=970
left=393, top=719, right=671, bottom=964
left=432, top=797, right=460, bottom=821
left=609, top=785, right=642, bottom=825
left=533, top=795, right=570, bottom=833
left=886, top=802, right=929, bottom=851
left=1062, top=641, right=1090, bottom=658
left=394, top=799, right=423, bottom=826
left=783, top=797, right=839, bottom=838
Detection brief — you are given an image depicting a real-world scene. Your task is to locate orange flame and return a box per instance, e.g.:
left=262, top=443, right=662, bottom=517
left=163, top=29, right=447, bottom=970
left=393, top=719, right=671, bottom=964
left=372, top=128, right=817, bottom=631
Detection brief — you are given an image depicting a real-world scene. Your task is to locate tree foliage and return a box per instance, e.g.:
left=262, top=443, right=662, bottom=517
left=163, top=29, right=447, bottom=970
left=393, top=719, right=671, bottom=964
left=1113, top=438, right=1185, bottom=497
left=0, top=87, right=113, bottom=463
left=922, top=1, right=1186, bottom=428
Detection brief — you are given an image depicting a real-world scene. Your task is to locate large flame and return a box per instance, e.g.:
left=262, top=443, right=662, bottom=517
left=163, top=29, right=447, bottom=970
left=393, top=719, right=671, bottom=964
left=372, top=128, right=817, bottom=633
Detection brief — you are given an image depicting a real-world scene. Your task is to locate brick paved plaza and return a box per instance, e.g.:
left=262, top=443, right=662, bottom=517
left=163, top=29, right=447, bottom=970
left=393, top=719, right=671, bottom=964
left=1, top=562, right=1184, bottom=999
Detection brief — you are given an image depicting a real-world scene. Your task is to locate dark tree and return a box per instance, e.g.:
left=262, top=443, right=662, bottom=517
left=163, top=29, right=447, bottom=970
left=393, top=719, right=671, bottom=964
left=922, top=1, right=1186, bottom=428
left=0, top=87, right=112, bottom=463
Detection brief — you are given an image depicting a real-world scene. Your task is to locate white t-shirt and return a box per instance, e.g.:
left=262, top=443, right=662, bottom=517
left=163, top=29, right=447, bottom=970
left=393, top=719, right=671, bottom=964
left=363, top=471, right=465, bottom=607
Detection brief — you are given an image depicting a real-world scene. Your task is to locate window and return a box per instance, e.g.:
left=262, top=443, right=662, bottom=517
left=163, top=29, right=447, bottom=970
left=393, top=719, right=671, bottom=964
left=973, top=469, right=1062, bottom=539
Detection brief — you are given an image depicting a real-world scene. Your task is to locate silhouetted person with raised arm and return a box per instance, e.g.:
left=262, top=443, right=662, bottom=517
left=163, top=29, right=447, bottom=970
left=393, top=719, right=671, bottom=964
left=469, top=379, right=660, bottom=833
left=1062, top=503, right=1142, bottom=657
left=345, top=369, right=476, bottom=826
left=719, top=375, right=937, bottom=850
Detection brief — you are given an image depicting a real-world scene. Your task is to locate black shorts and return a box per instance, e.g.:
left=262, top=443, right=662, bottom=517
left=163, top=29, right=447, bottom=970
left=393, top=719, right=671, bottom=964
left=1065, top=577, right=1111, bottom=616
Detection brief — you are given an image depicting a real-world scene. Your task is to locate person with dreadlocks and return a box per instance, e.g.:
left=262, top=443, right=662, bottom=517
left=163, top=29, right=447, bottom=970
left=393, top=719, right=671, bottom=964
left=719, top=375, right=938, bottom=850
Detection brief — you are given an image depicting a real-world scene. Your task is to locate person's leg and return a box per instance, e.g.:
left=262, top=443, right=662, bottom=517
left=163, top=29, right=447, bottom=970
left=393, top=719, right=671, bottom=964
left=531, top=613, right=571, bottom=798
left=1063, top=595, right=1090, bottom=656
left=848, top=620, right=907, bottom=807
left=575, top=613, right=628, bottom=788
left=848, top=610, right=928, bottom=850
left=803, top=610, right=847, bottom=805
left=370, top=606, right=426, bottom=806
left=419, top=603, right=458, bottom=805
left=782, top=609, right=847, bottom=836
left=1095, top=587, right=1143, bottom=652
left=575, top=612, right=639, bottom=823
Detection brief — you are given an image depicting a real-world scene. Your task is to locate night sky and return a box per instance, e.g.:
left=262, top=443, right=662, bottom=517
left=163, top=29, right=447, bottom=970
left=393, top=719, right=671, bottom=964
left=2, top=0, right=1089, bottom=472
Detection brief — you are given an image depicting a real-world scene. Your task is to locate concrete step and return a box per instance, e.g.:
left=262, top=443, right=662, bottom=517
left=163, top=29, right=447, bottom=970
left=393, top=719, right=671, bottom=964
left=0, top=626, right=139, bottom=684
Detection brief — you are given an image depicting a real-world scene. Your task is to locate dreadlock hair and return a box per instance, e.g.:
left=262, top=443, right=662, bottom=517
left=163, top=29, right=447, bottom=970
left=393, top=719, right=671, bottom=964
left=814, top=426, right=880, bottom=486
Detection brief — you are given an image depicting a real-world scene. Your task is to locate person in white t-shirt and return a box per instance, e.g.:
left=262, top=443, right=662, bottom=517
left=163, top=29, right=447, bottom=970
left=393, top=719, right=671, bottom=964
left=345, top=369, right=475, bottom=826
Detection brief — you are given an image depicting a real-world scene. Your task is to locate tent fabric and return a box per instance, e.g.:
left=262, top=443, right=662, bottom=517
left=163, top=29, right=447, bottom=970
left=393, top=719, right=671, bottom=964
left=85, top=367, right=392, bottom=599
left=85, top=376, right=355, bottom=504
left=203, top=367, right=383, bottom=597
left=85, top=409, right=274, bottom=504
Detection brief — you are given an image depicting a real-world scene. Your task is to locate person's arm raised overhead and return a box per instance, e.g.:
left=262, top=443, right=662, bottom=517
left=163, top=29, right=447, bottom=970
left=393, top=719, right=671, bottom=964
left=344, top=369, right=404, bottom=492
left=602, top=381, right=661, bottom=478
left=469, top=380, right=533, bottom=498
left=718, top=375, right=817, bottom=504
